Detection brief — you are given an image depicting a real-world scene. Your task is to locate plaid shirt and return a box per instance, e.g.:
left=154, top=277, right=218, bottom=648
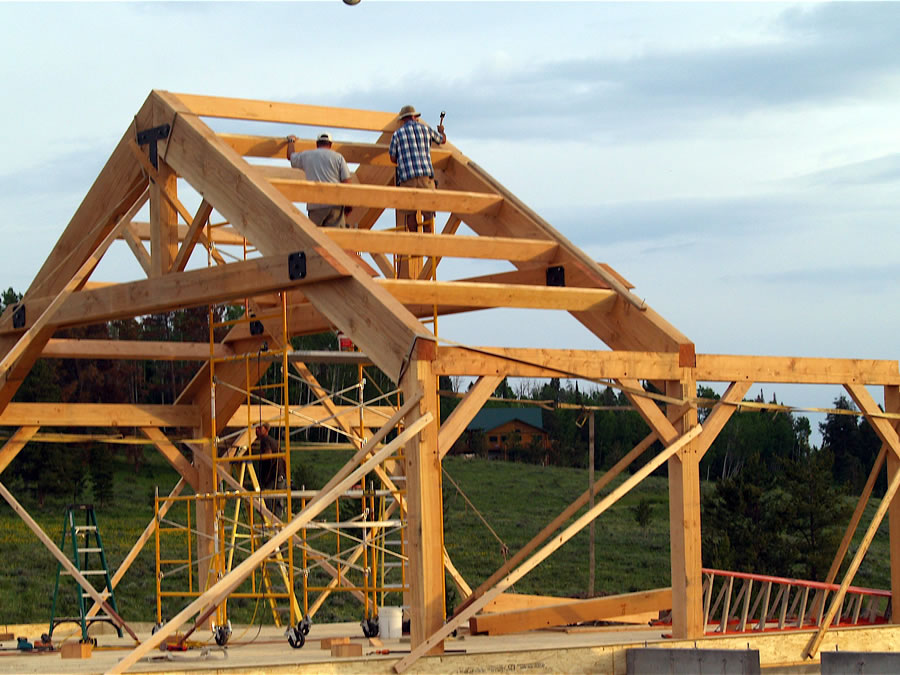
left=389, top=119, right=446, bottom=185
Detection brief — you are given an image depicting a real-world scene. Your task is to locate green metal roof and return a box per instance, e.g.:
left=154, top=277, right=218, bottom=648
left=465, top=407, right=545, bottom=433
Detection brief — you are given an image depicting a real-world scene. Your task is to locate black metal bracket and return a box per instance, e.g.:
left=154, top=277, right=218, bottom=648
left=288, top=252, right=307, bottom=280
left=546, top=265, right=565, bottom=287
left=136, top=124, right=171, bottom=170
left=12, top=304, right=25, bottom=329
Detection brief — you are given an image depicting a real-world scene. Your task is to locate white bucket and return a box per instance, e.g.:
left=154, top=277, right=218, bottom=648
left=379, top=606, right=402, bottom=639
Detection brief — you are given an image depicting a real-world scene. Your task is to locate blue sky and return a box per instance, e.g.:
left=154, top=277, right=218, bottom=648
left=2, top=1, right=899, bottom=442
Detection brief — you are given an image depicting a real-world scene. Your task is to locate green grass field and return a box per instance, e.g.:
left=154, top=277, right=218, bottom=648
left=0, top=448, right=892, bottom=626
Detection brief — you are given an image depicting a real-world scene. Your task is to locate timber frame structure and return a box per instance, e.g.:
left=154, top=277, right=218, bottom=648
left=1, top=91, right=900, bottom=673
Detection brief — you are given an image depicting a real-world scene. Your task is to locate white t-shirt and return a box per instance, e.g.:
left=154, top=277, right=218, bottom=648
left=289, top=148, right=351, bottom=210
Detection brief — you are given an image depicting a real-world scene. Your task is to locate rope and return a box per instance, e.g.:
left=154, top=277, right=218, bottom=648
left=442, top=467, right=509, bottom=561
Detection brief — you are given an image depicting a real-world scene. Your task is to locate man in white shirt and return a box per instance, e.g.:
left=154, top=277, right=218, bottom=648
left=285, top=132, right=352, bottom=227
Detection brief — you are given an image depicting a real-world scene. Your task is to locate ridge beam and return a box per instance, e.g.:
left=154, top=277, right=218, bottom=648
left=218, top=133, right=452, bottom=169
left=169, top=92, right=401, bottom=130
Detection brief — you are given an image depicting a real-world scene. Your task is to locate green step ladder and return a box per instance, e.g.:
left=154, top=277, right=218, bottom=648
left=49, top=504, right=122, bottom=641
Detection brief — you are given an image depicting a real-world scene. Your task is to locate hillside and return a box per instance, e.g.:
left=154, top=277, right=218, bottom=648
left=0, top=449, right=891, bottom=625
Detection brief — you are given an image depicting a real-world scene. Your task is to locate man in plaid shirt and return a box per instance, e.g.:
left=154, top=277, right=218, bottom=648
left=389, top=104, right=446, bottom=233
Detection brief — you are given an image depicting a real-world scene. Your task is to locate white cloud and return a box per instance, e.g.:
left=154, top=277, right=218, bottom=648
left=1, top=1, right=898, bottom=445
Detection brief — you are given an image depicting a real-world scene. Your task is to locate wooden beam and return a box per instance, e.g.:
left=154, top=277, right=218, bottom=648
left=265, top=175, right=502, bottom=215
left=218, top=134, right=452, bottom=169
left=109, top=408, right=430, bottom=674
left=126, top=221, right=247, bottom=247
left=324, top=229, right=557, bottom=263
left=428, top=348, right=900, bottom=386
left=284, top=353, right=473, bottom=614
left=482, top=593, right=572, bottom=614
left=395, top=424, right=702, bottom=673
left=0, top=479, right=139, bottom=642
left=0, top=403, right=199, bottom=427
left=127, top=140, right=229, bottom=268
left=436, top=154, right=693, bottom=354
left=170, top=92, right=401, bottom=130
left=401, top=355, right=445, bottom=654
left=443, top=547, right=472, bottom=599
left=227, top=404, right=396, bottom=429
left=846, top=384, right=900, bottom=459
left=698, top=355, right=900, bottom=386
left=696, top=381, right=754, bottom=459
left=0, top=426, right=39, bottom=475
left=41, top=338, right=229, bottom=361
left=885, top=386, right=900, bottom=626
left=121, top=222, right=152, bottom=276
left=461, top=158, right=643, bottom=308
left=4, top=252, right=346, bottom=335
left=150, top=157, right=179, bottom=276
left=433, top=347, right=682, bottom=380
left=470, top=588, right=672, bottom=636
left=619, top=378, right=680, bottom=445
left=345, top=126, right=397, bottom=230
left=821, top=445, right=886, bottom=589
left=140, top=428, right=200, bottom=491
left=155, top=90, right=429, bottom=380
left=666, top=375, right=703, bottom=640
left=438, top=375, right=504, bottom=458
left=381, top=280, right=616, bottom=312
left=369, top=252, right=396, bottom=278
left=117, top=187, right=151, bottom=275
left=420, top=214, right=463, bottom=280
left=171, top=199, right=213, bottom=272
left=453, top=416, right=687, bottom=619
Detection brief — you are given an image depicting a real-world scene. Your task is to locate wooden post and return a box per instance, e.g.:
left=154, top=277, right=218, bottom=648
left=588, top=411, right=595, bottom=597
left=667, top=375, right=703, bottom=639
left=885, top=385, right=900, bottom=618
left=400, top=339, right=445, bottom=655
left=150, top=157, right=178, bottom=277
left=394, top=425, right=702, bottom=674
left=194, top=421, right=217, bottom=631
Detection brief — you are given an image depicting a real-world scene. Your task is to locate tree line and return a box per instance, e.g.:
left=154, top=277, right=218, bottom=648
left=450, top=375, right=882, bottom=581
left=0, top=283, right=884, bottom=582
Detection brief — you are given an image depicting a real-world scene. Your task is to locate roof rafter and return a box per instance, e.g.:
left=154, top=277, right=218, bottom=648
left=152, top=89, right=431, bottom=379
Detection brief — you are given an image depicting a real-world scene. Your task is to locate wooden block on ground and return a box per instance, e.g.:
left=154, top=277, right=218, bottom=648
left=320, top=636, right=350, bottom=649
left=368, top=636, right=384, bottom=647
left=0, top=632, right=13, bottom=641
left=332, top=642, right=363, bottom=657
left=61, top=641, right=93, bottom=659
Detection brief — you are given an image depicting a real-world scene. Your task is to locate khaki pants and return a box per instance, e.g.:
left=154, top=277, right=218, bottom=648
left=308, top=206, right=346, bottom=228
left=396, top=176, right=435, bottom=233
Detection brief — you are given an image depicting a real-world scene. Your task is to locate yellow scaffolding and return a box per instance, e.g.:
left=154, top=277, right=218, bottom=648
left=153, top=221, right=419, bottom=643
